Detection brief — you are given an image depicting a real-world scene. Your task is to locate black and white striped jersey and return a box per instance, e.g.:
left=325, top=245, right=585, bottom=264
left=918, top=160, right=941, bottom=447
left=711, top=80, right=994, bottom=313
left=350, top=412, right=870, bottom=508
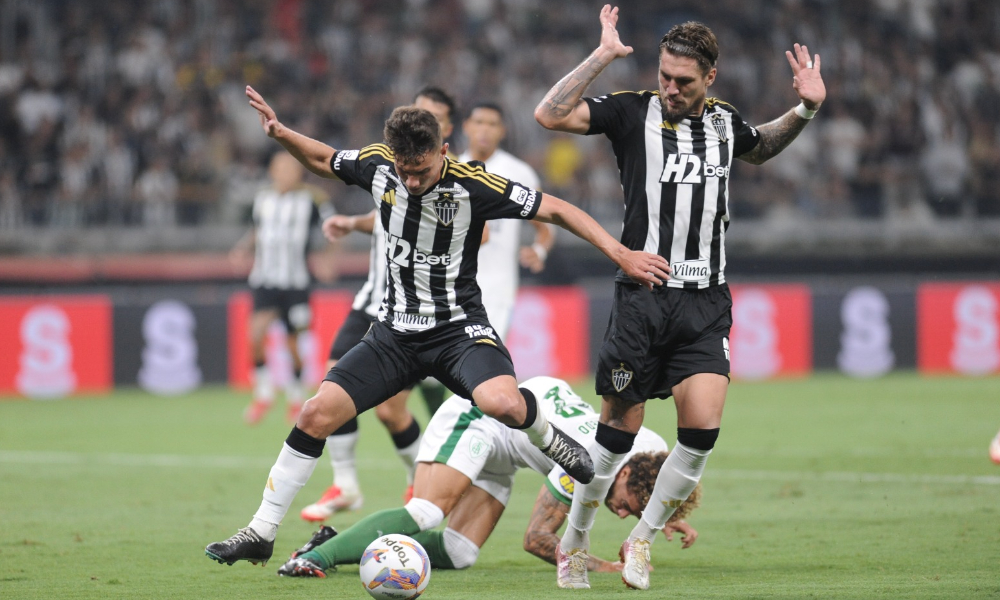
left=585, top=91, right=760, bottom=289
left=331, top=144, right=541, bottom=333
left=248, top=185, right=332, bottom=290
left=351, top=219, right=388, bottom=318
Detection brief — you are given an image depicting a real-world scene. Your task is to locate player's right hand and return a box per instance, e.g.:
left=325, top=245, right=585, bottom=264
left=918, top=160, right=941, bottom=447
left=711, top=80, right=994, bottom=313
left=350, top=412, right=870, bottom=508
left=598, top=5, right=633, bottom=59
left=246, top=86, right=280, bottom=137
left=322, top=215, right=355, bottom=241
left=618, top=250, right=671, bottom=290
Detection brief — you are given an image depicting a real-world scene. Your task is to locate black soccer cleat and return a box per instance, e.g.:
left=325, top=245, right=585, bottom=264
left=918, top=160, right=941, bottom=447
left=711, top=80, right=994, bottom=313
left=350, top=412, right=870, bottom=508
left=542, top=424, right=595, bottom=484
left=291, top=525, right=338, bottom=558
left=205, top=527, right=274, bottom=566
left=277, top=555, right=328, bottom=578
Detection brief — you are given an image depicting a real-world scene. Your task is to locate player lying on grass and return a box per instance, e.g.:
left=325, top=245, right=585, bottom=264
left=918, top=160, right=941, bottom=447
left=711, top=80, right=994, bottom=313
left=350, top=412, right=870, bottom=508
left=277, top=376, right=700, bottom=577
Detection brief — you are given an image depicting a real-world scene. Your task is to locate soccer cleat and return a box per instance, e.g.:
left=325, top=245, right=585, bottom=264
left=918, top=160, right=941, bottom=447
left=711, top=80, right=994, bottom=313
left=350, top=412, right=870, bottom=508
left=542, top=425, right=595, bottom=484
left=291, top=525, right=338, bottom=558
left=277, top=555, right=327, bottom=578
left=244, top=399, right=273, bottom=425
left=205, top=527, right=274, bottom=566
left=300, top=485, right=363, bottom=521
left=555, top=543, right=590, bottom=589
left=990, top=431, right=1000, bottom=465
left=620, top=538, right=652, bottom=590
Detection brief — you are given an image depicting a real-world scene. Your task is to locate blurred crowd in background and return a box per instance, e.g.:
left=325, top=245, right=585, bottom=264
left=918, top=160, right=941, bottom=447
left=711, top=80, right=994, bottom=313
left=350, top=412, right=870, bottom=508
left=0, top=0, right=998, bottom=238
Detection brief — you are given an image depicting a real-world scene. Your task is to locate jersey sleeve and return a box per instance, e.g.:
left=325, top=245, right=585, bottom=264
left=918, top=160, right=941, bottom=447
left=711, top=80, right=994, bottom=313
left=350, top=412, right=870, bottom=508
left=584, top=91, right=647, bottom=140
left=329, top=143, right=393, bottom=193
left=465, top=164, right=542, bottom=221
left=730, top=109, right=761, bottom=157
left=544, top=466, right=575, bottom=507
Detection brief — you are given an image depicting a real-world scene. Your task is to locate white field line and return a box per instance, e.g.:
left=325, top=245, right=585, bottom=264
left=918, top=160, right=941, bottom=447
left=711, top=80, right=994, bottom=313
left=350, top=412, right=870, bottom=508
left=1, top=450, right=999, bottom=485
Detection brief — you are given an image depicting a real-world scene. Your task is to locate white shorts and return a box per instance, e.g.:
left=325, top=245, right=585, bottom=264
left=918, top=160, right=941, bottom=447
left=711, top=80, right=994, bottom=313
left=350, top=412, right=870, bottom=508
left=416, top=397, right=523, bottom=506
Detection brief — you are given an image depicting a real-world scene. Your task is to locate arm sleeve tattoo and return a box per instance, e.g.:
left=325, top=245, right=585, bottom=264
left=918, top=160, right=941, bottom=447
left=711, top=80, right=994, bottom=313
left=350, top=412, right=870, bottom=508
left=738, top=108, right=811, bottom=165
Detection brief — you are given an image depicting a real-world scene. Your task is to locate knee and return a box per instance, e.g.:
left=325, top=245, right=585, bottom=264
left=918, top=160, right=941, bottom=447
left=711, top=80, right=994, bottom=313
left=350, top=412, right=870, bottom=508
left=298, top=386, right=356, bottom=438
left=477, top=388, right=523, bottom=426
left=374, top=402, right=407, bottom=430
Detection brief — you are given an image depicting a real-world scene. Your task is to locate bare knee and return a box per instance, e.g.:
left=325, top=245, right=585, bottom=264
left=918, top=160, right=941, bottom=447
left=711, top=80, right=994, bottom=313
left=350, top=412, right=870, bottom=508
left=476, top=388, right=524, bottom=427
left=374, top=402, right=412, bottom=432
left=297, top=383, right=357, bottom=438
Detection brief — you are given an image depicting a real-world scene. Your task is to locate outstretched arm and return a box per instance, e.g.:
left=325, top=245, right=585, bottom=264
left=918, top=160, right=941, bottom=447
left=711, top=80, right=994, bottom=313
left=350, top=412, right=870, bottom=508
left=533, top=4, right=632, bottom=133
left=740, top=44, right=826, bottom=165
left=523, top=486, right=624, bottom=572
left=533, top=194, right=670, bottom=290
left=246, top=86, right=340, bottom=179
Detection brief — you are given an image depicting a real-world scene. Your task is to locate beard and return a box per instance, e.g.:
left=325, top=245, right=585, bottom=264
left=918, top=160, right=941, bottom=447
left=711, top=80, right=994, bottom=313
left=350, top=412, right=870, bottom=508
left=662, top=104, right=688, bottom=124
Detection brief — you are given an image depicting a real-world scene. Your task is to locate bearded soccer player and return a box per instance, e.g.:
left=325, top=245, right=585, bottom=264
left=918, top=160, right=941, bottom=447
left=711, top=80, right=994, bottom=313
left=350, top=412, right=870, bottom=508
left=204, top=86, right=670, bottom=567
left=534, top=5, right=826, bottom=590
left=277, top=376, right=701, bottom=578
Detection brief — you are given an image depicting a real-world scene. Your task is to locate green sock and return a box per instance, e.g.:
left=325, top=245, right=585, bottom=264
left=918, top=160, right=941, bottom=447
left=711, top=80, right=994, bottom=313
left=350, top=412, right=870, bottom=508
left=303, top=507, right=420, bottom=569
left=420, top=383, right=448, bottom=416
left=410, top=530, right=455, bottom=569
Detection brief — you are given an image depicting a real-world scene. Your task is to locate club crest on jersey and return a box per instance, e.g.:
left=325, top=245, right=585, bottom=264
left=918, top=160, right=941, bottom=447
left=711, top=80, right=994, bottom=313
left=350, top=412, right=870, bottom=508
left=611, top=363, right=633, bottom=392
left=710, top=113, right=729, bottom=142
left=434, top=192, right=459, bottom=226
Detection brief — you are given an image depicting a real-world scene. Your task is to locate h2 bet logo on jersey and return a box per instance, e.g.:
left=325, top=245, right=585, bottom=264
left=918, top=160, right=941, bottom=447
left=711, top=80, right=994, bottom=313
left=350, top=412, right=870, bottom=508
left=660, top=153, right=730, bottom=185
left=385, top=233, right=452, bottom=268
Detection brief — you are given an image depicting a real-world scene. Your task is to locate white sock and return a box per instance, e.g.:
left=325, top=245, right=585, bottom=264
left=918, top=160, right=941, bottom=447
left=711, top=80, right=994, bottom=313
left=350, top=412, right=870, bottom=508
left=629, top=442, right=711, bottom=543
left=561, top=443, right=627, bottom=550
left=404, top=497, right=445, bottom=530
left=253, top=365, right=273, bottom=402
left=396, top=437, right=421, bottom=485
left=522, top=406, right=555, bottom=448
left=251, top=442, right=319, bottom=538
left=326, top=431, right=360, bottom=493
left=443, top=527, right=480, bottom=569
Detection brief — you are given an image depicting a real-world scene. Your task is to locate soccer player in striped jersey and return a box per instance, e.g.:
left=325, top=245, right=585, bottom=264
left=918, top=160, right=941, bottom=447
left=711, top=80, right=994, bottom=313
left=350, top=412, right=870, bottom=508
left=535, top=5, right=826, bottom=590
left=205, top=86, right=670, bottom=567
left=276, top=376, right=700, bottom=578
left=300, top=87, right=460, bottom=522
left=230, top=152, right=334, bottom=425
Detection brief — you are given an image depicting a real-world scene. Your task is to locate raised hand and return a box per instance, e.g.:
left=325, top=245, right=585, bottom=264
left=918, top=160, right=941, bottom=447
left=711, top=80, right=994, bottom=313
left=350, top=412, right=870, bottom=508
left=246, top=85, right=281, bottom=137
left=598, top=5, right=633, bottom=59
left=785, top=43, right=825, bottom=110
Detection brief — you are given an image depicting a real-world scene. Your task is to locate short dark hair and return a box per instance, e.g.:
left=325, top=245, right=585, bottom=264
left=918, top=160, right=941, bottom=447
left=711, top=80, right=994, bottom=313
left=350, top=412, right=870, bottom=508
left=466, top=101, right=504, bottom=122
left=414, top=86, right=457, bottom=120
left=659, top=21, right=719, bottom=75
left=383, top=106, right=442, bottom=164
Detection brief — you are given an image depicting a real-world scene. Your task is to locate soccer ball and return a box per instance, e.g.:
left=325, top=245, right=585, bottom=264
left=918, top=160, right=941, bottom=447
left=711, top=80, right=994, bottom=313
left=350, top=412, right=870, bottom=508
left=359, top=534, right=431, bottom=600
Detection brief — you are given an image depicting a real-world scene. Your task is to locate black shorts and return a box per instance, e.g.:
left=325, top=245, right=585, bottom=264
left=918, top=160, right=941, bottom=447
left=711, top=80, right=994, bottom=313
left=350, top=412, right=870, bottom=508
left=252, top=287, right=311, bottom=333
left=328, top=309, right=375, bottom=361
left=326, top=318, right=514, bottom=414
left=596, top=282, right=732, bottom=403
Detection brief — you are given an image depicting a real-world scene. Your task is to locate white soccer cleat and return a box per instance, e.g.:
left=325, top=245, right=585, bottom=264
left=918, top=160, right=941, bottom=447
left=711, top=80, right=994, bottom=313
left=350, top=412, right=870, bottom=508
left=990, top=431, right=1000, bottom=465
left=620, top=538, right=652, bottom=590
left=299, top=485, right=363, bottom=522
left=556, top=543, right=590, bottom=589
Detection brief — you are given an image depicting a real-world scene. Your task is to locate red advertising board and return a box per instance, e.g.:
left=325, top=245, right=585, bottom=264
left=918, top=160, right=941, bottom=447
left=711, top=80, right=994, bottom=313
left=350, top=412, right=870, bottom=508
left=729, top=284, right=812, bottom=379
left=227, top=290, right=355, bottom=388
left=507, top=286, right=590, bottom=381
left=0, top=296, right=112, bottom=397
left=917, top=283, right=1000, bottom=375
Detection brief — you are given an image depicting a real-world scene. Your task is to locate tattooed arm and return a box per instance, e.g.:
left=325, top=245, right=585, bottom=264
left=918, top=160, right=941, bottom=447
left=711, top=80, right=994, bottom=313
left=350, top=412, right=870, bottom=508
left=534, top=5, right=633, bottom=133
left=523, top=485, right=623, bottom=572
left=739, top=43, right=826, bottom=165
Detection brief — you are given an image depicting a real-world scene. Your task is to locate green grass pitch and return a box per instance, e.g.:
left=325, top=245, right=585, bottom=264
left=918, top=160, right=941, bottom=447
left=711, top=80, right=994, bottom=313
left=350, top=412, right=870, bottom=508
left=2, top=374, right=999, bottom=599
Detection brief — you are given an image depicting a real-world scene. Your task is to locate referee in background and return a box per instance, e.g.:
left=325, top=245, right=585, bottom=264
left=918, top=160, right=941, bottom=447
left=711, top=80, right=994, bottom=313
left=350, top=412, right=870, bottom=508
left=535, top=5, right=826, bottom=590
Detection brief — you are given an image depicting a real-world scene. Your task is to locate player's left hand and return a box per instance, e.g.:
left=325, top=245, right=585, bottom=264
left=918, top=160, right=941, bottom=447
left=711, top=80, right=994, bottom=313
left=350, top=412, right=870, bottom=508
left=785, top=43, right=825, bottom=110
left=617, top=249, right=671, bottom=290
left=662, top=519, right=698, bottom=549
left=322, top=215, right=355, bottom=241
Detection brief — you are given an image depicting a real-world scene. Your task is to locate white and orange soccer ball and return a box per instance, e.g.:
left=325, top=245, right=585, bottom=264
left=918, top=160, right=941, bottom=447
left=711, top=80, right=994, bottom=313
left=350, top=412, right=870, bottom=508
left=359, top=534, right=431, bottom=600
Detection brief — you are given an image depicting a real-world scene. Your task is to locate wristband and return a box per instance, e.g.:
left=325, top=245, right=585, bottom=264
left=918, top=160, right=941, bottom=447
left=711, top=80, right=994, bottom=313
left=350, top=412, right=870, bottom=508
left=794, top=102, right=817, bottom=120
left=531, top=242, right=548, bottom=262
